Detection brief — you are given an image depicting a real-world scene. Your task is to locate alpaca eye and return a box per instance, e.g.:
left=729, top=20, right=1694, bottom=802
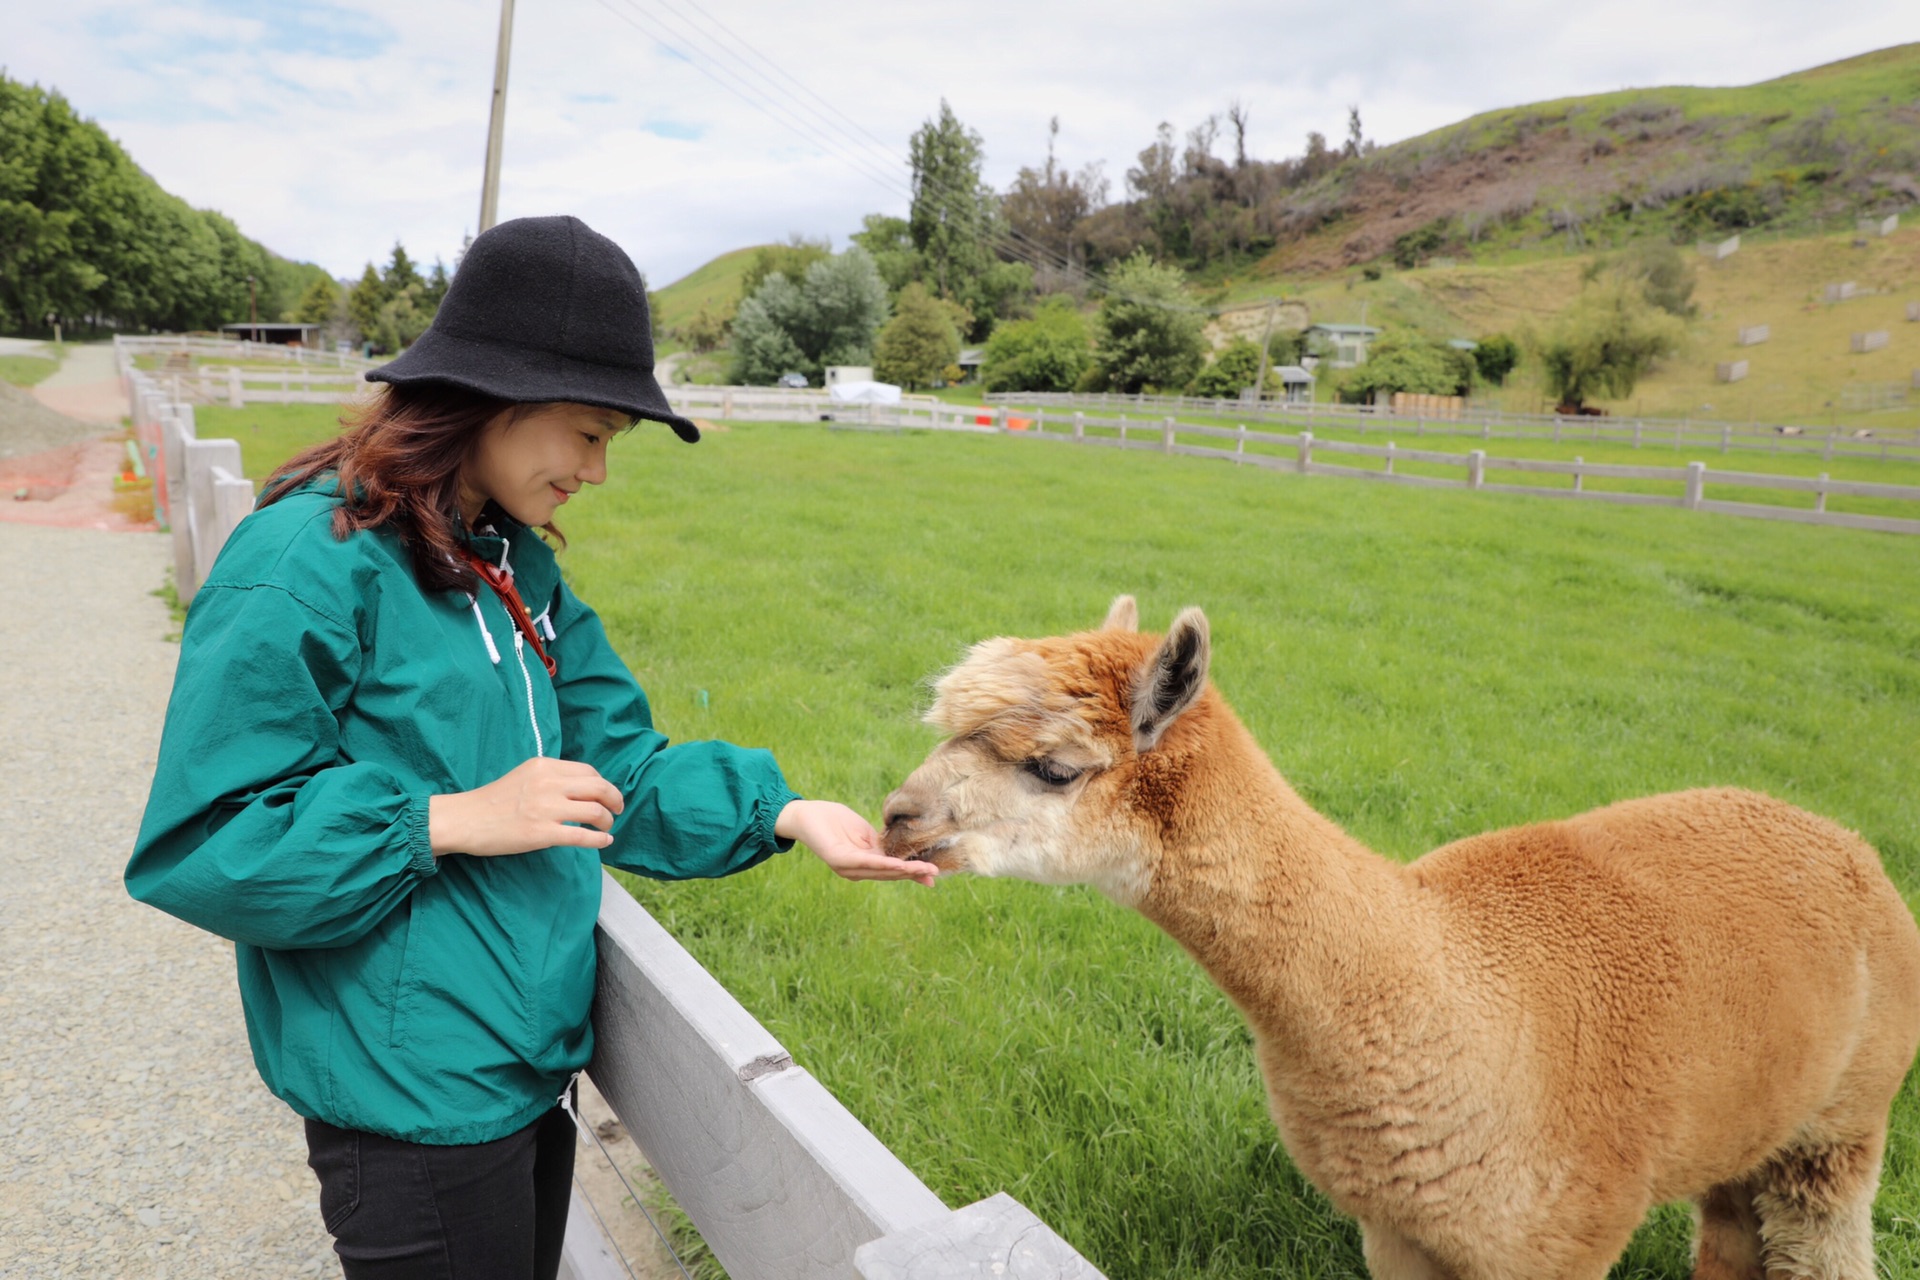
left=1024, top=759, right=1082, bottom=786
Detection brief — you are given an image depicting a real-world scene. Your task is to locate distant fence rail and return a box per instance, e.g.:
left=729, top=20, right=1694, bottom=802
left=981, top=390, right=1920, bottom=463
left=661, top=387, right=1920, bottom=536
left=116, top=337, right=257, bottom=599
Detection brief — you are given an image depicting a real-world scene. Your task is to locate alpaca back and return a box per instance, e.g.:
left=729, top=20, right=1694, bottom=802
left=1406, top=787, right=1920, bottom=1201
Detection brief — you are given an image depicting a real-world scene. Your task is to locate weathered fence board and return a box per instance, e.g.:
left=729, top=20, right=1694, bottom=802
left=583, top=873, right=1105, bottom=1279
left=855, top=1194, right=1106, bottom=1280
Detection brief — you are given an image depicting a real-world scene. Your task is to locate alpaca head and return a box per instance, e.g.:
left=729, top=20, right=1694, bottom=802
left=881, top=596, right=1212, bottom=904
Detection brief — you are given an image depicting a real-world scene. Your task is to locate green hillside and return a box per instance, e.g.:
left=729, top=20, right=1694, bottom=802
left=650, top=244, right=768, bottom=337
left=1254, top=43, right=1920, bottom=279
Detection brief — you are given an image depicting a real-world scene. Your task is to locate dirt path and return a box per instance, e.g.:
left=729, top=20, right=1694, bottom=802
left=33, top=343, right=126, bottom=427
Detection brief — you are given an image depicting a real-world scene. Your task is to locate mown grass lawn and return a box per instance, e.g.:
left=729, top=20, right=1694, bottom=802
left=213, top=410, right=1920, bottom=1278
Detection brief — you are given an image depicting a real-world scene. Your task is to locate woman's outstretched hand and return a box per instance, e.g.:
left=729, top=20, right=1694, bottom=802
left=776, top=800, right=937, bottom=887
left=429, top=758, right=624, bottom=857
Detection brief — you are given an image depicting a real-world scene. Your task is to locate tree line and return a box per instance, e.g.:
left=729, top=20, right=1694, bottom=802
left=0, top=75, right=331, bottom=336
left=698, top=97, right=1692, bottom=408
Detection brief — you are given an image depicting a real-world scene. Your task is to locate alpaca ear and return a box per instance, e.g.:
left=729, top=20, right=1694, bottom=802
left=1102, top=594, right=1139, bottom=632
left=1132, top=607, right=1210, bottom=751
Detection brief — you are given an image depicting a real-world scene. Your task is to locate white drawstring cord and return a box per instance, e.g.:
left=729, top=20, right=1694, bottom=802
left=467, top=594, right=501, bottom=664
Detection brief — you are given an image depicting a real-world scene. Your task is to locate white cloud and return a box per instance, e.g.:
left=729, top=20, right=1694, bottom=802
left=8, top=0, right=1917, bottom=285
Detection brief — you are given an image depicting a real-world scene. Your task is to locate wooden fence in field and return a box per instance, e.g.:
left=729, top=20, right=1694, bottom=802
left=660, top=388, right=1920, bottom=536
left=117, top=338, right=258, bottom=601
left=982, top=390, right=1920, bottom=463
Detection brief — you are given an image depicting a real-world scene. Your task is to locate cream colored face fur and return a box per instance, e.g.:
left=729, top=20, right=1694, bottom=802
left=882, top=596, right=1198, bottom=905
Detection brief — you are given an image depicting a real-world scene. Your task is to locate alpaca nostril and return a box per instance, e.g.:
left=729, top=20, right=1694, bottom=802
left=881, top=795, right=918, bottom=832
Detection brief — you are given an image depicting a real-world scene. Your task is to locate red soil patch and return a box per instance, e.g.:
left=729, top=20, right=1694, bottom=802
left=0, top=436, right=159, bottom=533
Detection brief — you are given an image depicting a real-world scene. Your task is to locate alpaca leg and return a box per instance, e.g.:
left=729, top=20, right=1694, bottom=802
left=1752, top=1138, right=1881, bottom=1280
left=1360, top=1223, right=1449, bottom=1280
left=1692, top=1180, right=1765, bottom=1280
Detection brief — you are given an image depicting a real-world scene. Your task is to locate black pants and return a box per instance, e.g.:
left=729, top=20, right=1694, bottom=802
left=303, top=1104, right=576, bottom=1280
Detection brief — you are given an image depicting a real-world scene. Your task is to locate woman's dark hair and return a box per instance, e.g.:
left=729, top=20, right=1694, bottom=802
left=258, top=382, right=559, bottom=595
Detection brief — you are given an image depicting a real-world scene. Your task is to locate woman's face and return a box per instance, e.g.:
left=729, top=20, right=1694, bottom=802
left=460, top=401, right=628, bottom=526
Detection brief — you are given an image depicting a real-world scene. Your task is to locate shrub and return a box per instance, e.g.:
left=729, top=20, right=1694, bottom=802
left=1187, top=337, right=1277, bottom=399
left=730, top=248, right=890, bottom=385
left=1337, top=331, right=1472, bottom=404
left=981, top=297, right=1092, bottom=393
left=1537, top=281, right=1686, bottom=410
left=1471, top=333, right=1520, bottom=385
left=1390, top=218, right=1452, bottom=269
left=1091, top=252, right=1207, bottom=394
left=873, top=283, right=961, bottom=390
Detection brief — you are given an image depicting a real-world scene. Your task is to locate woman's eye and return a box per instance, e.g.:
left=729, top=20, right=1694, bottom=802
left=583, top=434, right=602, bottom=446
left=1023, top=759, right=1081, bottom=786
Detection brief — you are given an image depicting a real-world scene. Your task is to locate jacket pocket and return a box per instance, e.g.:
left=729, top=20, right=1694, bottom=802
left=304, top=1120, right=361, bottom=1234
left=385, top=896, right=419, bottom=1049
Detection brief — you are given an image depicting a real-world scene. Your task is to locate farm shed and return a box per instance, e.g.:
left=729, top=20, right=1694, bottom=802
left=1275, top=364, right=1315, bottom=404
left=218, top=322, right=324, bottom=346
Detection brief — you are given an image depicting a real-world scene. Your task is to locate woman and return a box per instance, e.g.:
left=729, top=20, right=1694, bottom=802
left=126, top=215, right=934, bottom=1280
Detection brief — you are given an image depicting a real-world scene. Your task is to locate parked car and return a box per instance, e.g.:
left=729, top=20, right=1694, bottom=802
left=776, top=371, right=808, bottom=389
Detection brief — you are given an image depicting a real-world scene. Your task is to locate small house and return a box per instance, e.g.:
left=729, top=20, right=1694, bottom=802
left=1306, top=323, right=1382, bottom=368
left=1275, top=365, right=1315, bottom=405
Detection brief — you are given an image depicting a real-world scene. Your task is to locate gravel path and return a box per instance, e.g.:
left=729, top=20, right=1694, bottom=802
left=0, top=524, right=338, bottom=1279
left=0, top=519, right=681, bottom=1279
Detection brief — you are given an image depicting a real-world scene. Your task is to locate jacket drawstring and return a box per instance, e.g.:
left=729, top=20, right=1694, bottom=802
left=467, top=595, right=501, bottom=664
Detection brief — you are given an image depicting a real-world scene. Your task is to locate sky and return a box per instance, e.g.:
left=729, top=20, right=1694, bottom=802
left=8, top=1, right=1918, bottom=287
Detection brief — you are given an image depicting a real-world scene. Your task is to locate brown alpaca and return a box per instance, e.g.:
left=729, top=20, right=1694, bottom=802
left=881, top=597, right=1920, bottom=1280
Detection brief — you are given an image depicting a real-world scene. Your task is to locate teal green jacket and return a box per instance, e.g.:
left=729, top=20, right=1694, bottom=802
left=128, top=487, right=799, bottom=1144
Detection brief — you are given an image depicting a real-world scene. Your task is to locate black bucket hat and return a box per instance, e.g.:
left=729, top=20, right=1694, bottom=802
left=367, top=215, right=697, bottom=442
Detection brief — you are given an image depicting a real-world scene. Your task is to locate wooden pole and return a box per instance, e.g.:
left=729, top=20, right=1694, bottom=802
left=478, top=0, right=517, bottom=234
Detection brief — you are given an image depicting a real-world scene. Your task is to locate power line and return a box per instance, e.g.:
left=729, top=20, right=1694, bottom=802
left=594, top=0, right=1236, bottom=315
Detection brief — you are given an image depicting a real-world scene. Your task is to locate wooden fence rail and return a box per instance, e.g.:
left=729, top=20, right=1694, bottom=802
left=115, top=333, right=376, bottom=371
left=981, top=390, right=1920, bottom=462
left=118, top=337, right=258, bottom=600
left=562, top=871, right=1106, bottom=1279
left=655, top=389, right=1920, bottom=536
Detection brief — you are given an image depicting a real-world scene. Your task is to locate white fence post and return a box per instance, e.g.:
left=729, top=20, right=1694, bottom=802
left=1684, top=461, right=1706, bottom=510
left=185, top=438, right=245, bottom=592
left=1297, top=430, right=1313, bottom=473
left=1162, top=416, right=1175, bottom=454
left=1468, top=449, right=1486, bottom=489
left=228, top=367, right=243, bottom=408
left=1572, top=457, right=1584, bottom=493
left=1073, top=412, right=1085, bottom=442
left=1816, top=473, right=1829, bottom=514
left=1385, top=440, right=1395, bottom=476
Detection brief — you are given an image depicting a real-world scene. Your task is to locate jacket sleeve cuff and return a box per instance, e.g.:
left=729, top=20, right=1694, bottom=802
left=757, top=786, right=803, bottom=855
left=404, top=795, right=440, bottom=878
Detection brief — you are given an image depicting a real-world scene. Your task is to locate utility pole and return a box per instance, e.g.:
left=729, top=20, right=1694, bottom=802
left=477, top=0, right=517, bottom=234
left=247, top=275, right=258, bottom=341
left=1252, top=300, right=1278, bottom=402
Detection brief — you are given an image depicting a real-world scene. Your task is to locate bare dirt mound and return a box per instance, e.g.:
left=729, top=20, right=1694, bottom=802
left=0, top=378, right=110, bottom=460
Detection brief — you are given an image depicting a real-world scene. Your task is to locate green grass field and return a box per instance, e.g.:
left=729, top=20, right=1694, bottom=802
left=212, top=410, right=1920, bottom=1278
left=0, top=351, right=60, bottom=386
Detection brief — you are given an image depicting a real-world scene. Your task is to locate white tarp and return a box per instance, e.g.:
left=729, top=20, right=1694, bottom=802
left=827, top=380, right=902, bottom=406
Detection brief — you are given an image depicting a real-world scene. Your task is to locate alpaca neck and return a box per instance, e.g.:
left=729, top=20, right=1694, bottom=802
left=1133, top=705, right=1445, bottom=1081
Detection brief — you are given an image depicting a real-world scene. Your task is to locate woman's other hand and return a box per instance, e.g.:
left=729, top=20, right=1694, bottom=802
left=429, top=758, right=624, bottom=857
left=775, top=800, right=937, bottom=887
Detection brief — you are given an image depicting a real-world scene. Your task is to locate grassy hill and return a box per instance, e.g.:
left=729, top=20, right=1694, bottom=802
left=649, top=244, right=767, bottom=342
left=1246, top=43, right=1920, bottom=280
left=1276, top=222, right=1920, bottom=426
